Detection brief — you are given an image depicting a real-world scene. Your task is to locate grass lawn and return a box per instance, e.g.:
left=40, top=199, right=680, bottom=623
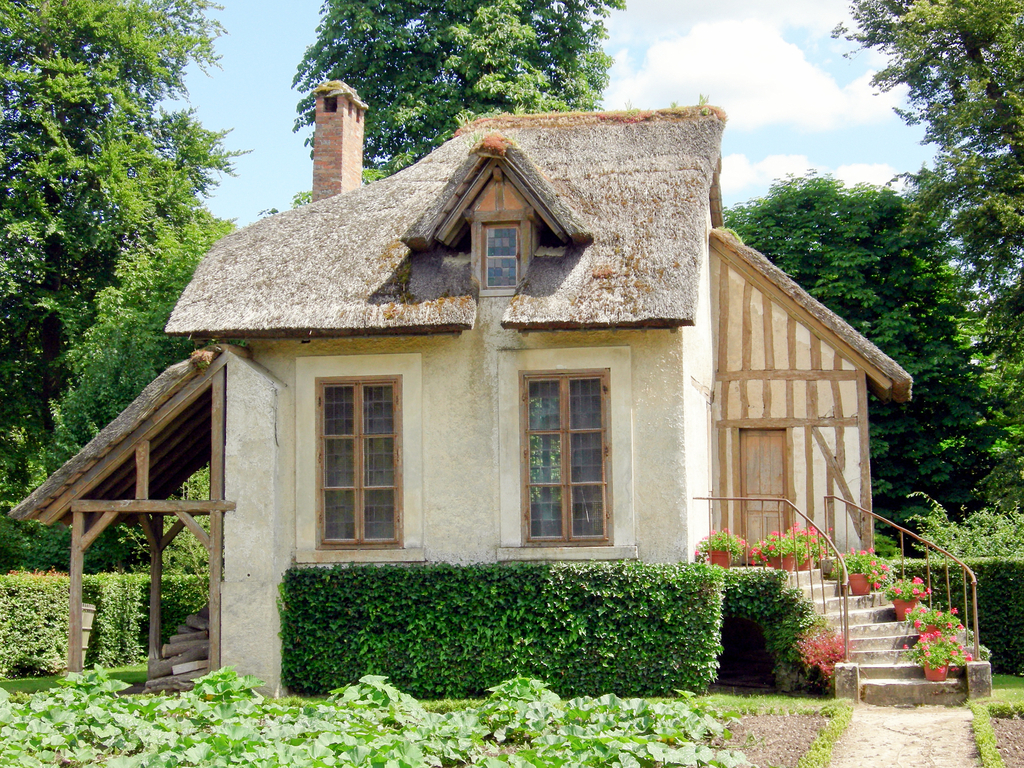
left=0, top=664, right=146, bottom=695
left=992, top=673, right=1024, bottom=703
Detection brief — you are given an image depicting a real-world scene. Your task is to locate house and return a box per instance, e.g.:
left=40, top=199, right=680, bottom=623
left=8, top=82, right=912, bottom=694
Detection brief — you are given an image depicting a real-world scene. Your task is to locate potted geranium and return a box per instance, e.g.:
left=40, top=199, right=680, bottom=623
left=908, top=604, right=964, bottom=637
left=695, top=529, right=746, bottom=568
left=751, top=525, right=825, bottom=571
left=903, top=630, right=972, bottom=682
left=843, top=549, right=891, bottom=596
left=885, top=576, right=931, bottom=620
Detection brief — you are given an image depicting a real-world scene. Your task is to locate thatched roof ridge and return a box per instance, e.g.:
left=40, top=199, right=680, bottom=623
left=459, top=105, right=728, bottom=133
left=9, top=357, right=203, bottom=521
left=168, top=108, right=726, bottom=337
left=711, top=229, right=912, bottom=402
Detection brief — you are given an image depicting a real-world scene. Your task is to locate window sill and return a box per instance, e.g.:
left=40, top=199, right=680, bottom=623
left=295, top=548, right=426, bottom=564
left=497, top=546, right=638, bottom=562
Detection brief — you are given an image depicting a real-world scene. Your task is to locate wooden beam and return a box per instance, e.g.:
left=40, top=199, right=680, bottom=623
left=80, top=509, right=120, bottom=552
left=716, top=370, right=860, bottom=382
left=209, top=508, right=223, bottom=670
left=173, top=509, right=211, bottom=550
left=160, top=519, right=186, bottom=551
left=147, top=528, right=163, bottom=671
left=210, top=366, right=226, bottom=501
left=135, top=441, right=150, bottom=500
left=717, top=417, right=858, bottom=429
left=70, top=500, right=234, bottom=514
left=138, top=514, right=160, bottom=550
left=69, top=511, right=85, bottom=673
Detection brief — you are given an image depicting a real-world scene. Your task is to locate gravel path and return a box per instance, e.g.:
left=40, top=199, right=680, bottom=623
left=829, top=706, right=979, bottom=768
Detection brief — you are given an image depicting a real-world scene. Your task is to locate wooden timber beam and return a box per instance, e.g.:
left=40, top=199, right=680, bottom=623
left=70, top=500, right=234, bottom=514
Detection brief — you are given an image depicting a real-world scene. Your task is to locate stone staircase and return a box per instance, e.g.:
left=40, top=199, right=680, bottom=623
left=789, top=569, right=977, bottom=705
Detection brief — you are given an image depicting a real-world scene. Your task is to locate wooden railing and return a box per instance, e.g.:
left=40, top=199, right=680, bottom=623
left=824, top=495, right=981, bottom=660
left=696, top=496, right=850, bottom=662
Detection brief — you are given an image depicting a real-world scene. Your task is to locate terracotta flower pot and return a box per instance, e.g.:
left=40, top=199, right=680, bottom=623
left=924, top=664, right=949, bottom=682
left=781, top=555, right=811, bottom=572
left=892, top=598, right=918, bottom=621
left=708, top=550, right=731, bottom=568
left=924, top=624, right=940, bottom=635
left=765, top=556, right=783, bottom=569
left=848, top=573, right=871, bottom=596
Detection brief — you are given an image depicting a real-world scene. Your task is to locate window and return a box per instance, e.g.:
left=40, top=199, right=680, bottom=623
left=318, top=378, right=401, bottom=546
left=485, top=225, right=519, bottom=288
left=521, top=371, right=610, bottom=543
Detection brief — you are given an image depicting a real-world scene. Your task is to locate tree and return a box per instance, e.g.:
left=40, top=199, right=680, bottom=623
left=293, top=0, right=623, bottom=172
left=840, top=0, right=1024, bottom=354
left=726, top=175, right=996, bottom=525
left=0, top=0, right=233, bottom=509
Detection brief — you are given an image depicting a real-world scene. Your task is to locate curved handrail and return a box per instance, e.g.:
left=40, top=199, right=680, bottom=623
left=824, top=495, right=980, bottom=660
left=696, top=495, right=850, bottom=662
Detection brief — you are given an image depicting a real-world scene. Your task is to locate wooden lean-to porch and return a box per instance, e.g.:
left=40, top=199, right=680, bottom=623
left=7, top=347, right=244, bottom=689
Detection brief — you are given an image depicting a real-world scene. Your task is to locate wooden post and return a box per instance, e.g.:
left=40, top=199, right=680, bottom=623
left=210, top=367, right=225, bottom=501
left=143, top=515, right=163, bottom=674
left=208, top=508, right=223, bottom=670
left=69, top=511, right=85, bottom=673
left=136, top=441, right=150, bottom=500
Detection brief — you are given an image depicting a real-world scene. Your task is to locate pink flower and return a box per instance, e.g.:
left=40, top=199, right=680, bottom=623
left=912, top=577, right=924, bottom=585
left=951, top=608, right=958, bottom=615
left=914, top=620, right=922, bottom=629
left=966, top=654, right=973, bottom=662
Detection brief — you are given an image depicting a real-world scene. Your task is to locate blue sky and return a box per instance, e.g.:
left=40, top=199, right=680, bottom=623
left=181, top=0, right=934, bottom=227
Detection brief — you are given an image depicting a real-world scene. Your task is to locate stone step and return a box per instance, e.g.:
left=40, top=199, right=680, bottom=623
left=861, top=678, right=967, bottom=706
left=850, top=648, right=915, bottom=664
left=785, top=569, right=825, bottom=589
left=828, top=605, right=897, bottom=627
left=858, top=663, right=965, bottom=681
left=814, top=592, right=891, bottom=616
left=847, top=620, right=915, bottom=639
left=850, top=633, right=919, bottom=651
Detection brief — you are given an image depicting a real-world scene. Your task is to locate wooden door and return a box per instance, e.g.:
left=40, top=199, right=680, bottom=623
left=740, top=429, right=788, bottom=545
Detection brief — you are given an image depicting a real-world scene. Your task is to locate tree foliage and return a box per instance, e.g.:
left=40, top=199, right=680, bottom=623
left=841, top=0, right=1024, bottom=354
left=0, top=0, right=233, bottom=511
left=293, top=0, right=623, bottom=171
left=726, top=175, right=996, bottom=524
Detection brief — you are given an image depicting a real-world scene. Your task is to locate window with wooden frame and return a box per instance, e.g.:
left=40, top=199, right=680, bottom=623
left=521, top=370, right=610, bottom=544
left=317, top=377, right=402, bottom=546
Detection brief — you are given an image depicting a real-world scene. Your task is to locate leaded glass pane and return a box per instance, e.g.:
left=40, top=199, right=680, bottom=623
left=530, top=486, right=562, bottom=538
left=571, top=486, right=604, bottom=538
left=324, top=490, right=356, bottom=540
left=569, top=378, right=602, bottom=430
left=528, top=379, right=560, bottom=430
left=364, top=489, right=395, bottom=540
left=324, top=385, right=354, bottom=436
left=570, top=431, right=603, bottom=483
left=486, top=227, right=518, bottom=287
left=364, top=437, right=395, bottom=487
left=529, top=434, right=561, bottom=483
left=363, top=385, right=394, bottom=434
left=325, top=437, right=354, bottom=487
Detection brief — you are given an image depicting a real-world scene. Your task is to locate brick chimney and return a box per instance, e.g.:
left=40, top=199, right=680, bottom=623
left=312, top=81, right=367, bottom=201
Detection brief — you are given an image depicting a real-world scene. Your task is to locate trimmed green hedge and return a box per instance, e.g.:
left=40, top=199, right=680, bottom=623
left=0, top=571, right=206, bottom=678
left=900, top=557, right=1024, bottom=674
left=280, top=561, right=726, bottom=698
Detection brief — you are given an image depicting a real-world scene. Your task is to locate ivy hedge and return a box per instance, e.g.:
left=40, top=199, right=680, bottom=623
left=0, top=572, right=207, bottom=678
left=899, top=557, right=1024, bottom=674
left=280, top=561, right=727, bottom=698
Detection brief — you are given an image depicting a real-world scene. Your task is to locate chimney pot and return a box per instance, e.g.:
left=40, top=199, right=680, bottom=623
left=312, top=81, right=367, bottom=201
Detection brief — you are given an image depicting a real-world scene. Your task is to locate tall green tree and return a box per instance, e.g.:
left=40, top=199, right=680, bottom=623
left=0, top=0, right=233, bottom=508
left=293, top=0, right=623, bottom=171
left=840, top=0, right=1024, bottom=353
left=726, top=176, right=996, bottom=525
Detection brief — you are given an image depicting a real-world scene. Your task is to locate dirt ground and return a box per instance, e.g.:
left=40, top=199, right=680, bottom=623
left=994, top=718, right=1024, bottom=768
left=722, top=714, right=827, bottom=768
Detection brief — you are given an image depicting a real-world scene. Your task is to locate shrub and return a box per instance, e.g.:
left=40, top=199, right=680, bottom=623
left=279, top=561, right=725, bottom=698
left=796, top=625, right=846, bottom=692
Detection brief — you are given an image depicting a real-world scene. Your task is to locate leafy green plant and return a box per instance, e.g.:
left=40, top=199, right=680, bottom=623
left=907, top=604, right=964, bottom=636
left=695, top=530, right=746, bottom=560
left=884, top=576, right=931, bottom=603
left=843, top=550, right=892, bottom=589
left=750, top=526, right=827, bottom=565
left=904, top=630, right=973, bottom=668
left=795, top=626, right=845, bottom=692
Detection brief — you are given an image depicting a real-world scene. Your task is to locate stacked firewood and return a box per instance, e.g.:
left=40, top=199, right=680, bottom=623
left=144, top=605, right=210, bottom=692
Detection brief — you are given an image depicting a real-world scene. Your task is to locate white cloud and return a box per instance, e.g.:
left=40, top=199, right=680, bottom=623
left=721, top=153, right=815, bottom=196
left=834, top=162, right=902, bottom=188
left=604, top=20, right=904, bottom=132
left=607, top=0, right=852, bottom=45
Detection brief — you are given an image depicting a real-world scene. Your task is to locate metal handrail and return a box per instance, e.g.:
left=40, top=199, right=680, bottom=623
left=824, top=495, right=980, bottom=660
left=696, top=495, right=850, bottom=662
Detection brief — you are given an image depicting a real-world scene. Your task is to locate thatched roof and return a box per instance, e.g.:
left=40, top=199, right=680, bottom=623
left=166, top=107, right=726, bottom=337
left=711, top=229, right=912, bottom=403
left=9, top=352, right=216, bottom=523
